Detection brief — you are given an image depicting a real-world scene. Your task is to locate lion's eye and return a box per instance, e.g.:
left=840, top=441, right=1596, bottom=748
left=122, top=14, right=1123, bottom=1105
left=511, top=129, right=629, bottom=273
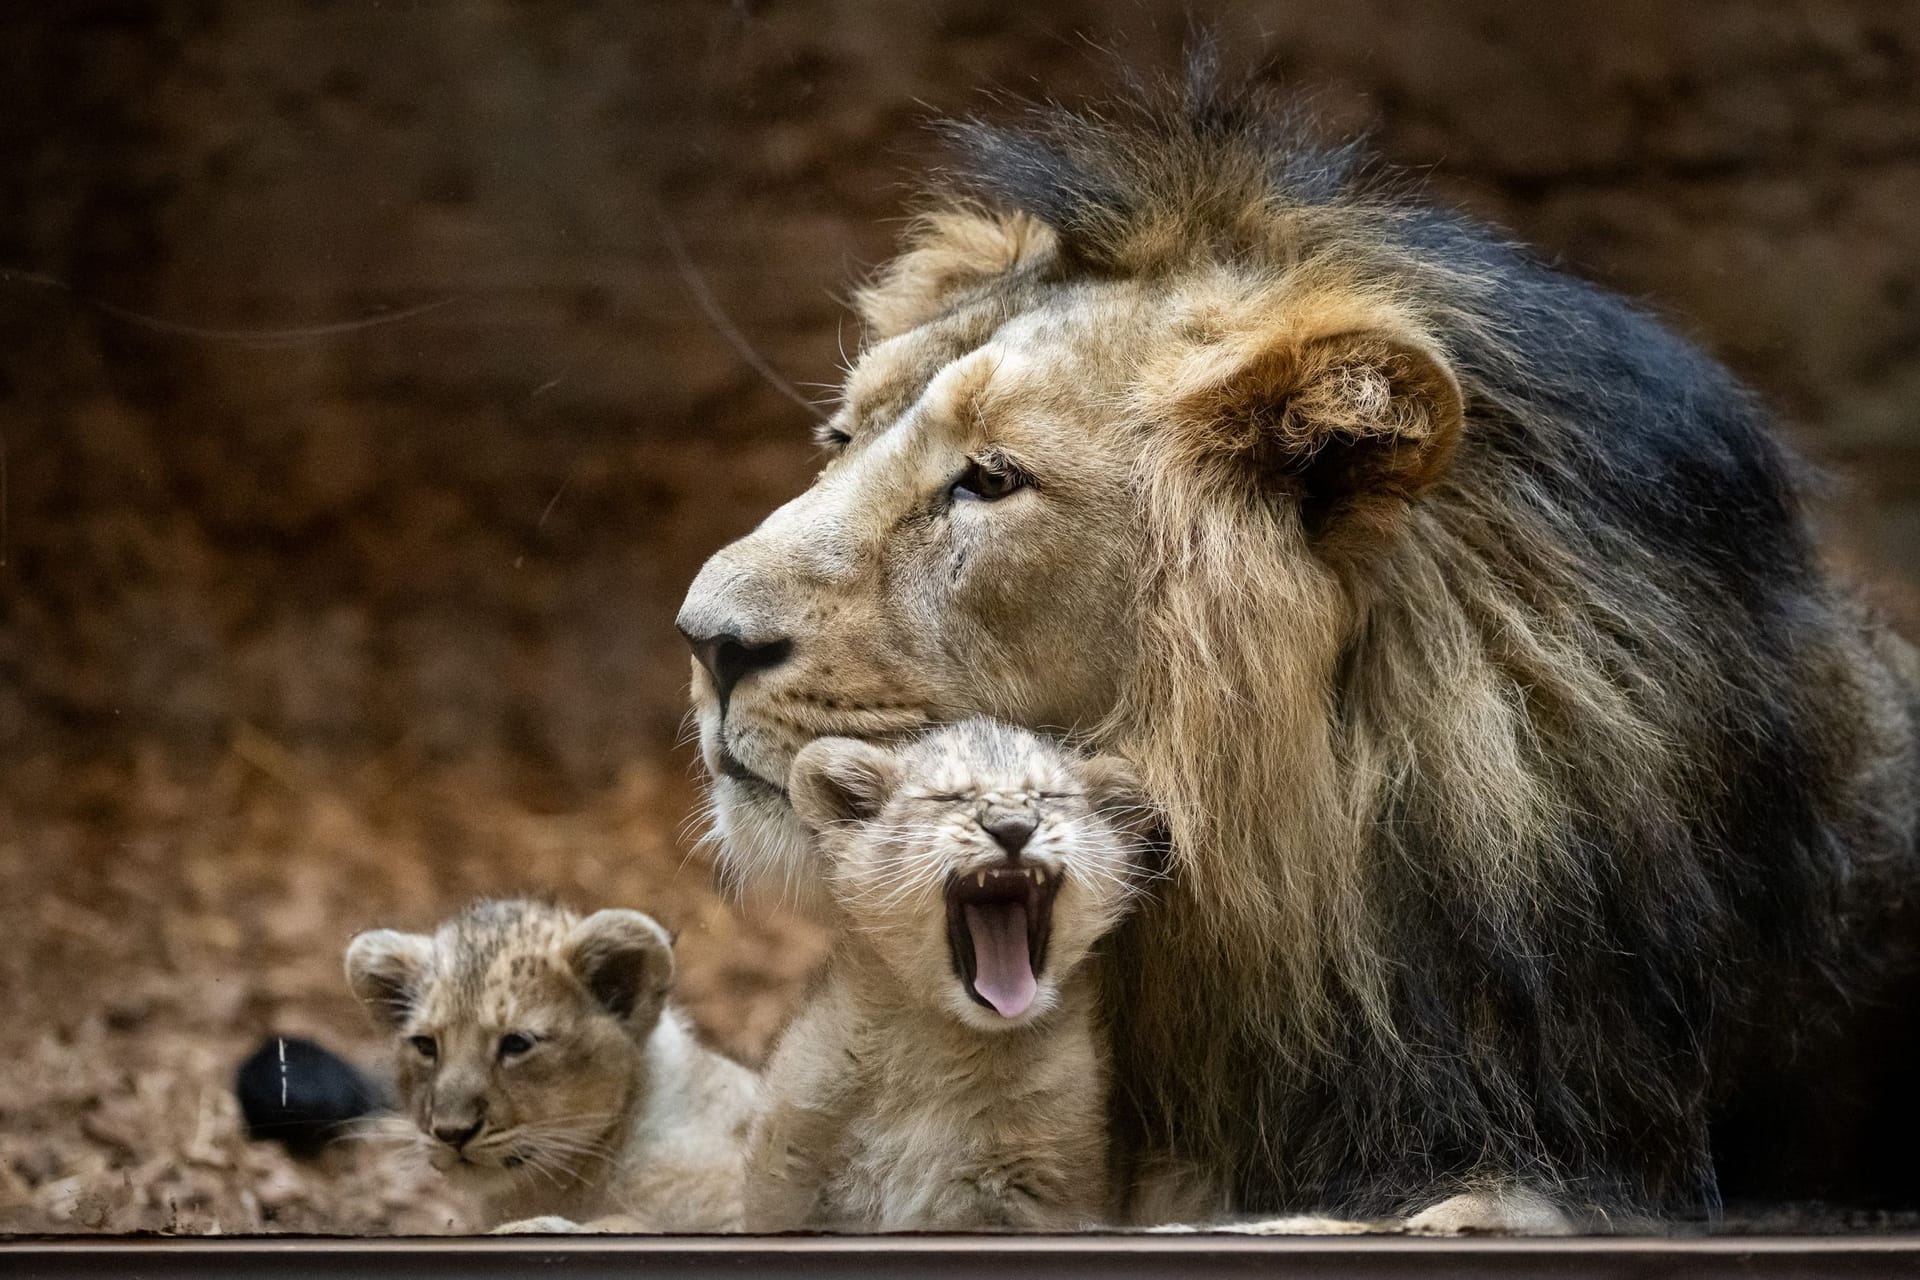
left=952, top=455, right=1027, bottom=502
left=408, top=1035, right=438, bottom=1060
left=813, top=423, right=853, bottom=452
left=497, top=1032, right=537, bottom=1061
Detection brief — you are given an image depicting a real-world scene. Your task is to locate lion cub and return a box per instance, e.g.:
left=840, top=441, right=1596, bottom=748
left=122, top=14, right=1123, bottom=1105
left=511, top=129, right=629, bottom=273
left=748, top=720, right=1156, bottom=1231
left=346, top=899, right=757, bottom=1233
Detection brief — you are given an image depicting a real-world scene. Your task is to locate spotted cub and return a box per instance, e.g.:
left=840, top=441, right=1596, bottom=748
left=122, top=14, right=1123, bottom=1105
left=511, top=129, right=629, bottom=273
left=345, top=899, right=757, bottom=1233
left=747, top=719, right=1158, bottom=1231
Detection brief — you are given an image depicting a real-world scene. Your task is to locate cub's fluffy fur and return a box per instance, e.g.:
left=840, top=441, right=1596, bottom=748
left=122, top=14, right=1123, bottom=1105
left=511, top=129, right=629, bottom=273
left=346, top=900, right=756, bottom=1232
left=746, top=721, right=1155, bottom=1230
left=678, top=55, right=1920, bottom=1218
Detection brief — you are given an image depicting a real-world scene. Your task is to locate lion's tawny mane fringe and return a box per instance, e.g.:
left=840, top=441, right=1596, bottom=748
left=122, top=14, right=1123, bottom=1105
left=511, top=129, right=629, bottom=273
left=846, top=59, right=1920, bottom=1217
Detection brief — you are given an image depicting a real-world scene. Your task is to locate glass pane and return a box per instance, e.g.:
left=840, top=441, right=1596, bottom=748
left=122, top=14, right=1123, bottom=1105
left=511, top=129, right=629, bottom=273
left=6, top=0, right=1919, bottom=1243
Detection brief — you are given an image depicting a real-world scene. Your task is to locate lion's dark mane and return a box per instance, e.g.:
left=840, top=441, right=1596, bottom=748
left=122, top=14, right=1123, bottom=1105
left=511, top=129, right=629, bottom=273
left=945, top=62, right=1920, bottom=1217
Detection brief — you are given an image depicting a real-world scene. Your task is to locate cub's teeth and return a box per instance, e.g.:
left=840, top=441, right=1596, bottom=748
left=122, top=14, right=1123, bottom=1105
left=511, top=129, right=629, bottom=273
left=976, top=871, right=987, bottom=888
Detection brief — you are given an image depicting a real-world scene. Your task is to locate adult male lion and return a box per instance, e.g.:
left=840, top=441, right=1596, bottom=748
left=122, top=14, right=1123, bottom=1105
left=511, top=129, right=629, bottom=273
left=677, top=67, right=1920, bottom=1223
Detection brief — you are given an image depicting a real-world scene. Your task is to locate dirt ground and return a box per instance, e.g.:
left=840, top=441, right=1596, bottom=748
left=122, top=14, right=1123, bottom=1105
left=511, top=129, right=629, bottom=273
left=0, top=733, right=822, bottom=1235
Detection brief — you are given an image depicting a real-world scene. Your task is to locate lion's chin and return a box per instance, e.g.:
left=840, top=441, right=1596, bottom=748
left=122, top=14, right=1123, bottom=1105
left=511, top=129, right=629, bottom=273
left=708, top=773, right=836, bottom=920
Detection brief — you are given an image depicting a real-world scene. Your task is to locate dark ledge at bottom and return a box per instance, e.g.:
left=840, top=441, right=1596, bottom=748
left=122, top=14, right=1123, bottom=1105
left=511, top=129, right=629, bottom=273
left=7, top=1233, right=1920, bottom=1279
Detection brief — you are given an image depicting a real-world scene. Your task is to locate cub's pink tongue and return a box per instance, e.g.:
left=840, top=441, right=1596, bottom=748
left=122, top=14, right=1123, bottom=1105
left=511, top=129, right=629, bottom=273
left=963, top=901, right=1036, bottom=1018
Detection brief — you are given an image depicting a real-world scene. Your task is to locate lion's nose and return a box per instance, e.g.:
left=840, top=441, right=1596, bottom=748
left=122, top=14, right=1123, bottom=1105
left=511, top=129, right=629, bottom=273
left=680, top=627, right=792, bottom=709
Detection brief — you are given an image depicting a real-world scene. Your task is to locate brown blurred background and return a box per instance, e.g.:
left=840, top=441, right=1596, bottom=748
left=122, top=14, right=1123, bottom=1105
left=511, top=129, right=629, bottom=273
left=3, top=0, right=1918, bottom=1235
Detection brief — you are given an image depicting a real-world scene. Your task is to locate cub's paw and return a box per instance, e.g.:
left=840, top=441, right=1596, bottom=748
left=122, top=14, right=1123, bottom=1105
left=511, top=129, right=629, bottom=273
left=1405, top=1188, right=1573, bottom=1236
left=489, top=1215, right=586, bottom=1234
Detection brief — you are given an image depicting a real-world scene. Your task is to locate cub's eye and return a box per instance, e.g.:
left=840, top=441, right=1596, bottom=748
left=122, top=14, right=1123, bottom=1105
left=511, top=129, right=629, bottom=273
left=407, top=1035, right=437, bottom=1060
left=497, top=1032, right=537, bottom=1060
left=952, top=454, right=1028, bottom=502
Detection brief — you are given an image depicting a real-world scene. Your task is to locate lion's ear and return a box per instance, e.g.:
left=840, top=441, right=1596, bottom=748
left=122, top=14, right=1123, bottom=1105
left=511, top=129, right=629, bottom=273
left=1078, top=755, right=1164, bottom=845
left=563, top=909, right=675, bottom=1036
left=788, top=737, right=900, bottom=830
left=345, top=930, right=434, bottom=1030
left=855, top=208, right=1057, bottom=339
left=1164, top=315, right=1464, bottom=541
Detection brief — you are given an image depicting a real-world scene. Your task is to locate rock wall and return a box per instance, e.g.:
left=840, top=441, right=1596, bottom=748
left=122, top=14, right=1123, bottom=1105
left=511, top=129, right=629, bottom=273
left=5, top=1, right=1918, bottom=780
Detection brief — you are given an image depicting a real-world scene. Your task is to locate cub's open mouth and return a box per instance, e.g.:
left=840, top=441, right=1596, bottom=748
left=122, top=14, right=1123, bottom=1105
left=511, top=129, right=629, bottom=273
left=947, top=865, right=1058, bottom=1019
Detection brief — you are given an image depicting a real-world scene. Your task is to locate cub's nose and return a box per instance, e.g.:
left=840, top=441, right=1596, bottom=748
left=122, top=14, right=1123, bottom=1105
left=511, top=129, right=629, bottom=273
left=432, top=1118, right=483, bottom=1150
left=679, top=627, right=792, bottom=709
left=982, top=815, right=1037, bottom=858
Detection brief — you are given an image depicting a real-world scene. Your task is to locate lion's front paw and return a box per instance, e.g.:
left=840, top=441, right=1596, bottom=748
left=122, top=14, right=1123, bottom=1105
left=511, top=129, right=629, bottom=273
left=489, top=1215, right=586, bottom=1234
left=1404, top=1188, right=1573, bottom=1236
left=1148, top=1214, right=1381, bottom=1235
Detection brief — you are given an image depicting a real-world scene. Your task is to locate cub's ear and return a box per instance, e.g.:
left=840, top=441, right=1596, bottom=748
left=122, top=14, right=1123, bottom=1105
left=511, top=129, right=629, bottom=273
left=344, top=930, right=434, bottom=1030
left=855, top=207, right=1057, bottom=339
left=788, top=738, right=901, bottom=831
left=1078, top=755, right=1165, bottom=845
left=563, top=909, right=675, bottom=1036
left=1160, top=305, right=1464, bottom=543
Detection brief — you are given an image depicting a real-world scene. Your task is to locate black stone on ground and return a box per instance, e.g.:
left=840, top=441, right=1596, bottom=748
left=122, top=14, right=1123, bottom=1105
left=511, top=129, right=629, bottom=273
left=234, top=1036, right=387, bottom=1158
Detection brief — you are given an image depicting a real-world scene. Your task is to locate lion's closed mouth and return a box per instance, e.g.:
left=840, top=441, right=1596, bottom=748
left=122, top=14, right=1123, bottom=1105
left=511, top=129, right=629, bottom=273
left=717, top=746, right=787, bottom=800
left=947, top=865, right=1057, bottom=1018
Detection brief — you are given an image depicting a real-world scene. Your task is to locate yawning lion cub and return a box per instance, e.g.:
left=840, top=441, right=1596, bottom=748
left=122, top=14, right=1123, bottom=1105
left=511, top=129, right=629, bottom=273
left=746, top=719, right=1157, bottom=1231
